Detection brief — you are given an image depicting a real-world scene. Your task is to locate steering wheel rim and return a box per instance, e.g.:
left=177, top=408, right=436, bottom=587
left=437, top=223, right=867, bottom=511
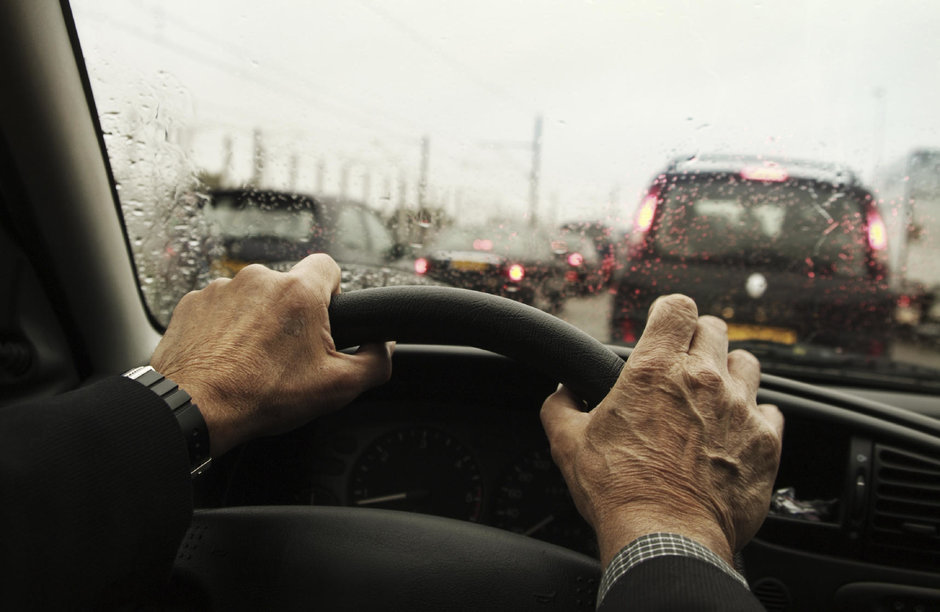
left=172, top=286, right=622, bottom=610
left=330, top=285, right=625, bottom=407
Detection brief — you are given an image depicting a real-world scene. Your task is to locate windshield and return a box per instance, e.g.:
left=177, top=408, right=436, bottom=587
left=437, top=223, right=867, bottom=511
left=69, top=0, right=940, bottom=388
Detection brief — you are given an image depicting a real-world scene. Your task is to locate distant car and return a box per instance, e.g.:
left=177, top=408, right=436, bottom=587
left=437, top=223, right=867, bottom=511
left=414, top=224, right=566, bottom=309
left=552, top=223, right=615, bottom=297
left=207, top=189, right=418, bottom=288
left=611, top=155, right=894, bottom=354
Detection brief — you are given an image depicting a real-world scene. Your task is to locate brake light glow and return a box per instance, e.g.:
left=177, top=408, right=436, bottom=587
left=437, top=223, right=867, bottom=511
left=636, top=194, right=657, bottom=233
left=414, top=257, right=429, bottom=275
left=741, top=165, right=789, bottom=182
left=507, top=263, right=525, bottom=282
left=473, top=239, right=493, bottom=251
left=618, top=318, right=637, bottom=344
left=867, top=210, right=887, bottom=251
left=567, top=252, right=584, bottom=267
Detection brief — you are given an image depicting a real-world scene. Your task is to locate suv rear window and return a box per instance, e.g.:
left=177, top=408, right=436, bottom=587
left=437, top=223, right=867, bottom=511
left=207, top=196, right=316, bottom=243
left=653, top=179, right=869, bottom=277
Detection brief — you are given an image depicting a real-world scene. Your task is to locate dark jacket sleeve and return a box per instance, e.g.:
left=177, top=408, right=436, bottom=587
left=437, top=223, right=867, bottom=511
left=598, top=556, right=766, bottom=611
left=0, top=376, right=193, bottom=610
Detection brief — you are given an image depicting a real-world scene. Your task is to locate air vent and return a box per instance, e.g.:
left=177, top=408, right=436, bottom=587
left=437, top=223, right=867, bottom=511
left=751, top=578, right=790, bottom=612
left=866, top=445, right=940, bottom=569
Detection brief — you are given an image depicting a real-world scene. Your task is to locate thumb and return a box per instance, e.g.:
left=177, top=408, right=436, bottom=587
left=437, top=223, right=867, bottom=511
left=329, top=341, right=394, bottom=404
left=541, top=384, right=589, bottom=463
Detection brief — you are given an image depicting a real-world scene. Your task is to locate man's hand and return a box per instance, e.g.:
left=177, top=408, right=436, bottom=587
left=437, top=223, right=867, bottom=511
left=151, top=254, right=392, bottom=457
left=540, top=294, right=783, bottom=567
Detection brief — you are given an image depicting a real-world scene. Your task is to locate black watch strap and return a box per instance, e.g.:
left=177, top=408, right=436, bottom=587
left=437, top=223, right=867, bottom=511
left=123, top=365, right=212, bottom=477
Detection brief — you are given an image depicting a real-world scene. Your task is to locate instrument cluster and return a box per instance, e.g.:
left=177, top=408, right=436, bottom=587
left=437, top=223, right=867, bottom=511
left=226, top=396, right=597, bottom=558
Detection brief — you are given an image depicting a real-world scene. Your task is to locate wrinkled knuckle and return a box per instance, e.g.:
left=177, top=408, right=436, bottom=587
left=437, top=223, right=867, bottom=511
left=280, top=272, right=311, bottom=299
left=699, top=315, right=728, bottom=333
left=625, top=354, right=672, bottom=386
left=204, top=277, right=231, bottom=292
left=729, top=349, right=759, bottom=369
left=659, top=293, right=698, bottom=320
left=304, top=252, right=341, bottom=277
left=175, top=288, right=201, bottom=308
left=236, top=263, right=271, bottom=281
left=759, top=424, right=784, bottom=455
left=686, top=361, right=725, bottom=391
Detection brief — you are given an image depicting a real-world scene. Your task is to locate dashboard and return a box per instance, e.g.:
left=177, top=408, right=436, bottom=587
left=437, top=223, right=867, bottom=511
left=215, top=347, right=597, bottom=557
left=201, top=345, right=940, bottom=610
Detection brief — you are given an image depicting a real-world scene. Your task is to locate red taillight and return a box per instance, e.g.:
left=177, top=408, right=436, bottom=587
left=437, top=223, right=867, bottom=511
left=567, top=252, right=584, bottom=267
left=636, top=194, right=657, bottom=233
left=507, top=263, right=525, bottom=282
left=414, top=257, right=429, bottom=275
left=741, top=164, right=788, bottom=182
left=618, top=318, right=637, bottom=344
left=867, top=209, right=887, bottom=251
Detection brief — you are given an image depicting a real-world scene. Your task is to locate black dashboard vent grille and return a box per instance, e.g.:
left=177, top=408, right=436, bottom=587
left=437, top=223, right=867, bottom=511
left=866, top=445, right=940, bottom=570
left=751, top=578, right=790, bottom=612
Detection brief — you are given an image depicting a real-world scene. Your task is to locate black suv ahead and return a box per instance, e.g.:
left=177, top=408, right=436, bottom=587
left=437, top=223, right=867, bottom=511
left=610, top=155, right=894, bottom=355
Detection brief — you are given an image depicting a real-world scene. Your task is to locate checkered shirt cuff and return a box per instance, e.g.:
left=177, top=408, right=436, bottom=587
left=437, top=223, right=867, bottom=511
left=596, top=532, right=748, bottom=608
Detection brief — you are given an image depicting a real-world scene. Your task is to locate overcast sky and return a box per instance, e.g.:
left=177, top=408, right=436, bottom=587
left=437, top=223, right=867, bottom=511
left=72, top=0, right=940, bottom=227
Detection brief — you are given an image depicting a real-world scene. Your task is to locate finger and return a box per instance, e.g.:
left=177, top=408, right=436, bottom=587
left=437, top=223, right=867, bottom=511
left=540, top=385, right=589, bottom=463
left=289, top=253, right=342, bottom=297
left=632, top=294, right=699, bottom=359
left=756, top=403, right=785, bottom=441
left=689, top=315, right=729, bottom=365
left=727, top=349, right=761, bottom=397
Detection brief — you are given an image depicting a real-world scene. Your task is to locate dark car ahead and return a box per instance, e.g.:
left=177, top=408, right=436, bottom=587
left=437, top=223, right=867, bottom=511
left=414, top=224, right=566, bottom=309
left=207, top=189, right=416, bottom=286
left=553, top=222, right=616, bottom=297
left=611, top=155, right=894, bottom=354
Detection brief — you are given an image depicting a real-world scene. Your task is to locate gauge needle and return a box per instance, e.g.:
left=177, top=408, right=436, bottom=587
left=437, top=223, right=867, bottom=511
left=355, top=490, right=428, bottom=506
left=523, top=514, right=555, bottom=536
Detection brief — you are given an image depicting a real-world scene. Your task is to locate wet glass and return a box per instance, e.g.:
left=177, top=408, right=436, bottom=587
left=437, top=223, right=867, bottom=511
left=69, top=0, right=940, bottom=385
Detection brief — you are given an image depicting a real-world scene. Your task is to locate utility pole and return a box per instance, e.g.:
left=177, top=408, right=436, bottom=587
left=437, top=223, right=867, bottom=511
left=340, top=162, right=350, bottom=199
left=529, top=114, right=543, bottom=228
left=418, top=136, right=430, bottom=210
left=251, top=129, right=264, bottom=187
left=872, top=87, right=886, bottom=182
left=221, top=135, right=233, bottom=186
left=397, top=174, right=409, bottom=244
left=288, top=152, right=299, bottom=190
left=316, top=159, right=326, bottom=193
left=362, top=172, right=372, bottom=203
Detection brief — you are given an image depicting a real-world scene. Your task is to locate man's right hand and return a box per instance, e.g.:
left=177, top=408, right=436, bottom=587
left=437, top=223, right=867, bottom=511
left=151, top=254, right=393, bottom=457
left=541, top=294, right=783, bottom=567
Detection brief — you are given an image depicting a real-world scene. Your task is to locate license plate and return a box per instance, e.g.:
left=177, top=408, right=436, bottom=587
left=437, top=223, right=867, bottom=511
left=726, top=324, right=797, bottom=345
left=451, top=260, right=489, bottom=271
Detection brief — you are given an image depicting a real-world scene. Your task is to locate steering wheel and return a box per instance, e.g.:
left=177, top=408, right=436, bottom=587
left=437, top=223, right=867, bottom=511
left=171, top=287, right=625, bottom=611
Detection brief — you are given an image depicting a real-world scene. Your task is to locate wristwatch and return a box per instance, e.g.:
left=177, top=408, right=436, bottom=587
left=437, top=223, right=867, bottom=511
left=123, top=365, right=212, bottom=477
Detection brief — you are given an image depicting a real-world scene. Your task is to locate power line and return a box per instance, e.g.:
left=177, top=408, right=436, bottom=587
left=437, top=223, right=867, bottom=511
left=354, top=0, right=532, bottom=114
left=78, top=8, right=419, bottom=146
left=135, top=0, right=430, bottom=139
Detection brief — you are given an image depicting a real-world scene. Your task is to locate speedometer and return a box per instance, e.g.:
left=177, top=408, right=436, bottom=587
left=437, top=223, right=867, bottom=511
left=348, top=427, right=483, bottom=522
left=493, top=448, right=597, bottom=556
